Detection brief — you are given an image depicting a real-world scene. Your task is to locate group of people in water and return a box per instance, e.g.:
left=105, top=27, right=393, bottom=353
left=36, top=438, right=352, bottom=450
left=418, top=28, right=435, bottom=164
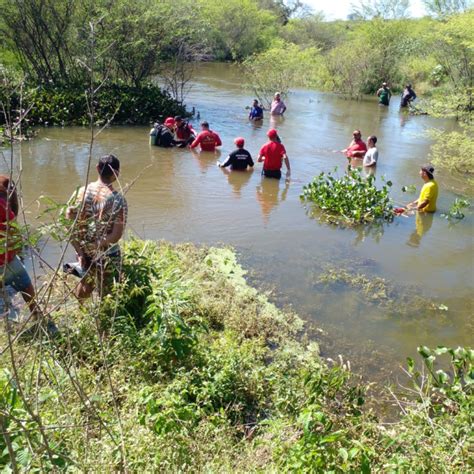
left=0, top=85, right=438, bottom=336
left=376, top=82, right=417, bottom=108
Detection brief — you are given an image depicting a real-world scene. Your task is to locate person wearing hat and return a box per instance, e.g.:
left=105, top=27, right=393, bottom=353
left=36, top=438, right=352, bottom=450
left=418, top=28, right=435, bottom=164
left=270, top=92, right=286, bottom=116
left=149, top=117, right=176, bottom=147
left=376, top=82, right=392, bottom=106
left=190, top=121, right=222, bottom=152
left=174, top=116, right=196, bottom=148
left=257, top=129, right=291, bottom=179
left=407, top=164, right=438, bottom=212
left=217, top=137, right=254, bottom=171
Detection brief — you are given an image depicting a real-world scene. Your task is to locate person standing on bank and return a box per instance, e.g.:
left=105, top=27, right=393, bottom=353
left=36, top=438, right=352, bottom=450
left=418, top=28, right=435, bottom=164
left=66, top=154, right=128, bottom=300
left=190, top=121, right=222, bottom=152
left=217, top=137, right=254, bottom=171
left=270, top=92, right=286, bottom=116
left=257, top=129, right=291, bottom=179
left=0, top=175, right=57, bottom=334
left=376, top=82, right=392, bottom=106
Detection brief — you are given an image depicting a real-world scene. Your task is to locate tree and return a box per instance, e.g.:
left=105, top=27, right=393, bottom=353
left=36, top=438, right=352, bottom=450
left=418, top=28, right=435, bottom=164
left=422, top=0, right=472, bottom=17
left=350, top=0, right=411, bottom=19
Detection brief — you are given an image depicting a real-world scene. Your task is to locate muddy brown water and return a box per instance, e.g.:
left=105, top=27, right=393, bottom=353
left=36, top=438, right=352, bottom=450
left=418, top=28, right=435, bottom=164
left=3, top=63, right=473, bottom=383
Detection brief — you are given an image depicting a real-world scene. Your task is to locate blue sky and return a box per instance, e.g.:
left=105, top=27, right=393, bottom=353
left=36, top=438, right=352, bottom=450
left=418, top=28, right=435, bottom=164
left=305, top=0, right=427, bottom=20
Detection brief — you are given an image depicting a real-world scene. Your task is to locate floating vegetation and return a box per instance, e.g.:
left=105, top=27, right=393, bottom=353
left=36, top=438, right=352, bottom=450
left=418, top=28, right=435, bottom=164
left=301, top=168, right=394, bottom=226
left=441, top=198, right=470, bottom=220
left=401, top=184, right=417, bottom=194
left=315, top=265, right=447, bottom=316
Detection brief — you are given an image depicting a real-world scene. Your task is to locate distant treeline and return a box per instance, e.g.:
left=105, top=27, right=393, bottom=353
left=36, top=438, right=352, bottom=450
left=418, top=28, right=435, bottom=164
left=0, top=0, right=472, bottom=125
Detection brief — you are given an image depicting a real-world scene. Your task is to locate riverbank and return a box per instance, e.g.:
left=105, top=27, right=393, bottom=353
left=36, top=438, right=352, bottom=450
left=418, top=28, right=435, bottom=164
left=1, top=240, right=471, bottom=471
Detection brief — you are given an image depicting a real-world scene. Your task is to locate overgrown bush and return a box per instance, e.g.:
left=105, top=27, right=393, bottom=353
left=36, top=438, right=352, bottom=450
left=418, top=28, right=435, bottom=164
left=2, top=83, right=186, bottom=127
left=301, top=168, right=394, bottom=225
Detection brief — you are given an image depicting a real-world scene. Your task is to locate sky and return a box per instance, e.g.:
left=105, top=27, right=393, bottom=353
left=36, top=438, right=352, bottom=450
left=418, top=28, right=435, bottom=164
left=305, top=0, right=427, bottom=20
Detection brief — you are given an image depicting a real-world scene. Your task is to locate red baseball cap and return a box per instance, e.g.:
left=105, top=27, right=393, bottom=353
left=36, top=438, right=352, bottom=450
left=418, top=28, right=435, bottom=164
left=164, top=117, right=175, bottom=127
left=234, top=137, right=245, bottom=147
left=267, top=128, right=278, bottom=139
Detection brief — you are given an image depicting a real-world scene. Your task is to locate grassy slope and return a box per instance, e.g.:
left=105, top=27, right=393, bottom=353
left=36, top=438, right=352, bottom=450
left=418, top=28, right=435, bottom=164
left=0, top=240, right=471, bottom=471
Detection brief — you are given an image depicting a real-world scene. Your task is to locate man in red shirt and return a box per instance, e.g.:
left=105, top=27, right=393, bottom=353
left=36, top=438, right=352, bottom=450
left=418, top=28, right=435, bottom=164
left=190, top=121, right=222, bottom=152
left=257, top=129, right=291, bottom=179
left=342, top=130, right=367, bottom=159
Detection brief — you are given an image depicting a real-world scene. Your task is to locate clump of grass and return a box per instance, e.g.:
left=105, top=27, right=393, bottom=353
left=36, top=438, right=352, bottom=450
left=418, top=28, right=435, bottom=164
left=0, top=240, right=471, bottom=472
left=301, top=168, right=394, bottom=226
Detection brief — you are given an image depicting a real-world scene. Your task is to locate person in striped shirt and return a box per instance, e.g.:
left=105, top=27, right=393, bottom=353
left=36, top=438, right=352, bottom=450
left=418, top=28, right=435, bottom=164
left=66, top=154, right=128, bottom=300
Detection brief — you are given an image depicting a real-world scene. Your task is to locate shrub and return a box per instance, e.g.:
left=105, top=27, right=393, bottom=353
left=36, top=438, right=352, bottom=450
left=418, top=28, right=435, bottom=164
left=301, top=168, right=394, bottom=225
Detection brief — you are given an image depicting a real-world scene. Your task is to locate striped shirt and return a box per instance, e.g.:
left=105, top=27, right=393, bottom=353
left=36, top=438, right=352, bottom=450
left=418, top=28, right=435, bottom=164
left=69, top=181, right=128, bottom=258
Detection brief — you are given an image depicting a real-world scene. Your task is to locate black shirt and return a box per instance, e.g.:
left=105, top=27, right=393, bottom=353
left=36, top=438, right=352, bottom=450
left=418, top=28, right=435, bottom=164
left=221, top=148, right=254, bottom=170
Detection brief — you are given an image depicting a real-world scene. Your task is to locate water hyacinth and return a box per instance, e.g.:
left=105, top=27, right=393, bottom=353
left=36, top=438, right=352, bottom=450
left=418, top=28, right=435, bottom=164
left=301, top=167, right=394, bottom=225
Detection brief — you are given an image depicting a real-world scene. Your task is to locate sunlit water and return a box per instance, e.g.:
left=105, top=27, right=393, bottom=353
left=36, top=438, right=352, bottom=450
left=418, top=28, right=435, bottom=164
left=4, top=63, right=473, bottom=380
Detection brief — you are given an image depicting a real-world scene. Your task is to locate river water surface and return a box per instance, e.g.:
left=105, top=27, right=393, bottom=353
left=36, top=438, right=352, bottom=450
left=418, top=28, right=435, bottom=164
left=7, top=63, right=473, bottom=380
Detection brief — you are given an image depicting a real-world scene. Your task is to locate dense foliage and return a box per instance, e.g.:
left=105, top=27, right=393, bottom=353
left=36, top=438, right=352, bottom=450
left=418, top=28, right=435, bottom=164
left=301, top=168, right=394, bottom=225
left=0, top=240, right=472, bottom=471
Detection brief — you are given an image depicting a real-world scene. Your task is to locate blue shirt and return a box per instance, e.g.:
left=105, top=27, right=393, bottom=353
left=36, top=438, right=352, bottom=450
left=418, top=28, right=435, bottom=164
left=249, top=105, right=263, bottom=120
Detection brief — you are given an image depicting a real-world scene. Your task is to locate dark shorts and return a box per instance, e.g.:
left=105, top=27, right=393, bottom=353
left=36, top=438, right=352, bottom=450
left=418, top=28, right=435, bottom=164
left=262, top=169, right=282, bottom=179
left=84, top=250, right=122, bottom=291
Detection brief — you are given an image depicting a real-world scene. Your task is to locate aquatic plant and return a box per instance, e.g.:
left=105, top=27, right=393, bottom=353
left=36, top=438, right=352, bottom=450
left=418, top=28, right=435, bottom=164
left=441, top=198, right=470, bottom=220
left=301, top=168, right=394, bottom=225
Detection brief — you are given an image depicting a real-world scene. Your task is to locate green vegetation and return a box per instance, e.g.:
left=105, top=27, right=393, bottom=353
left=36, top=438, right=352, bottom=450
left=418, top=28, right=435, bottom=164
left=301, top=168, right=394, bottom=225
left=441, top=197, right=471, bottom=219
left=0, top=240, right=472, bottom=471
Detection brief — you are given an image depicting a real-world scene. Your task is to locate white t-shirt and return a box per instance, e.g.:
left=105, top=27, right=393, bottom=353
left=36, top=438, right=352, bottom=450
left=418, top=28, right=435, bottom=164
left=363, top=147, right=378, bottom=167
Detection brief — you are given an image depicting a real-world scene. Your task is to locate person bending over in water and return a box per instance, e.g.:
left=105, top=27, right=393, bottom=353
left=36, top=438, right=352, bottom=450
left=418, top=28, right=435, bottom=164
left=257, top=129, right=291, bottom=180
left=249, top=99, right=264, bottom=121
left=0, top=175, right=57, bottom=334
left=190, top=121, right=222, bottom=152
left=150, top=117, right=176, bottom=147
left=217, top=137, right=254, bottom=171
left=400, top=84, right=417, bottom=108
left=342, top=130, right=367, bottom=160
left=406, top=164, right=438, bottom=213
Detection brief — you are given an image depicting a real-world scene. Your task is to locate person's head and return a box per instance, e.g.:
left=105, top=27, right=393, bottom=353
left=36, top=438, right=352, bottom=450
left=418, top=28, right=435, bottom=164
left=201, top=121, right=209, bottom=130
left=174, top=115, right=183, bottom=127
left=352, top=130, right=362, bottom=140
left=382, top=82, right=387, bottom=87
left=234, top=137, right=245, bottom=148
left=420, top=164, right=434, bottom=181
left=164, top=117, right=175, bottom=129
left=274, top=92, right=281, bottom=101
left=267, top=128, right=278, bottom=141
left=0, top=175, right=18, bottom=215
left=367, top=135, right=377, bottom=147
left=253, top=99, right=259, bottom=107
left=406, top=84, right=412, bottom=89
left=97, top=154, right=120, bottom=183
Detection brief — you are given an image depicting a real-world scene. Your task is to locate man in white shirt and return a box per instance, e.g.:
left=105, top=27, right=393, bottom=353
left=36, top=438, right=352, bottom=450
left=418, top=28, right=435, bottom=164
left=363, top=136, right=378, bottom=167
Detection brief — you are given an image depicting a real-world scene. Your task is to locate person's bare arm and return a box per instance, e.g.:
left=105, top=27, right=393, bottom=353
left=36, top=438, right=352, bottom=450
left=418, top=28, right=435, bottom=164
left=257, top=154, right=264, bottom=163
left=283, top=154, right=291, bottom=173
left=100, top=208, right=125, bottom=249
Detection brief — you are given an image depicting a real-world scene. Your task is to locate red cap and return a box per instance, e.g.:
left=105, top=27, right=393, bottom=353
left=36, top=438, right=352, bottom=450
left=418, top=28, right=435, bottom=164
left=234, top=137, right=245, bottom=147
left=267, top=128, right=278, bottom=139
left=164, top=117, right=175, bottom=127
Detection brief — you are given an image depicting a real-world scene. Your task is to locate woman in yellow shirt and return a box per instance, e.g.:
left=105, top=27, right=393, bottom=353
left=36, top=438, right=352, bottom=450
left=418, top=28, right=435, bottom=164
left=407, top=164, right=438, bottom=213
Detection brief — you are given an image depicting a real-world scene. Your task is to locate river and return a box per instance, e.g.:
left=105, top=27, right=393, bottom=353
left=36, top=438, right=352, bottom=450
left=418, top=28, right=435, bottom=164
left=6, top=63, right=473, bottom=381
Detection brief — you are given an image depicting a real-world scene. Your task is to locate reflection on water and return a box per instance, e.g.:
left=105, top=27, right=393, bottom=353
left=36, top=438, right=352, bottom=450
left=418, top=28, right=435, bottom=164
left=407, top=212, right=434, bottom=247
left=256, top=177, right=289, bottom=224
left=221, top=168, right=254, bottom=198
left=4, top=62, right=473, bottom=380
